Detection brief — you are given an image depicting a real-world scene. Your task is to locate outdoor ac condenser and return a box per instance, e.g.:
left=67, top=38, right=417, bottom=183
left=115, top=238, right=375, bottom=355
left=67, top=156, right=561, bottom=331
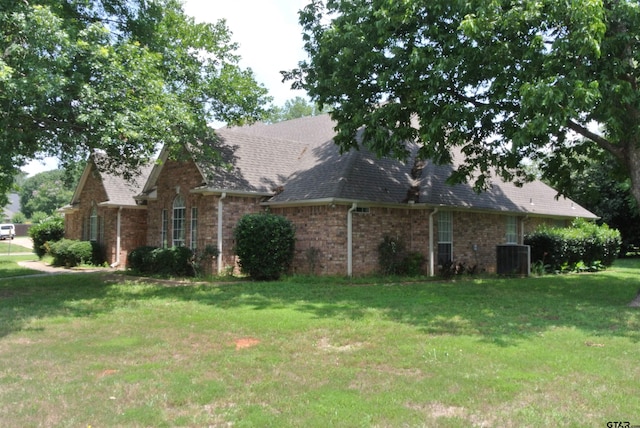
left=496, top=244, right=531, bottom=276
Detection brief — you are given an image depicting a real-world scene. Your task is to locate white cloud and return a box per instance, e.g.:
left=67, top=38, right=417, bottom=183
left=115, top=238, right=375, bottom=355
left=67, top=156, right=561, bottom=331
left=22, top=157, right=59, bottom=177
left=182, top=0, right=309, bottom=105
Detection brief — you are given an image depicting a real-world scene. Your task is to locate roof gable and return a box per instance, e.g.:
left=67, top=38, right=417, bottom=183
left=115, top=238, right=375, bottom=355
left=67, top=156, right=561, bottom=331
left=70, top=153, right=152, bottom=208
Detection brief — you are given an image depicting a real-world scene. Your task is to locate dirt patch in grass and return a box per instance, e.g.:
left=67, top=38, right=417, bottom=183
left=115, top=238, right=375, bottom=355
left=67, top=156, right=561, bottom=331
left=97, top=369, right=119, bottom=378
left=234, top=337, right=260, bottom=350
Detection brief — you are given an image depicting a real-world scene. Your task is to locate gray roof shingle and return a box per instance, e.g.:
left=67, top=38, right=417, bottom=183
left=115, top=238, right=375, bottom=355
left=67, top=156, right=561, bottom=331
left=209, top=114, right=597, bottom=219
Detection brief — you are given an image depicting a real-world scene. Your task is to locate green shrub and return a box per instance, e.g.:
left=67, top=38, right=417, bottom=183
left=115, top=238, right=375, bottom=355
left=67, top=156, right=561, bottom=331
left=30, top=211, right=49, bottom=224
left=192, top=245, right=220, bottom=277
left=127, top=245, right=195, bottom=277
left=28, top=215, right=65, bottom=258
left=11, top=212, right=26, bottom=224
left=378, top=236, right=425, bottom=276
left=234, top=212, right=296, bottom=280
left=127, top=246, right=157, bottom=273
left=49, top=239, right=93, bottom=267
left=378, top=235, right=407, bottom=275
left=525, top=219, right=621, bottom=273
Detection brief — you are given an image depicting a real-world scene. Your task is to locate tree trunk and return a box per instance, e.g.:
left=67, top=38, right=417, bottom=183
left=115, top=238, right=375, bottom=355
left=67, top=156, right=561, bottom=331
left=628, top=144, right=640, bottom=210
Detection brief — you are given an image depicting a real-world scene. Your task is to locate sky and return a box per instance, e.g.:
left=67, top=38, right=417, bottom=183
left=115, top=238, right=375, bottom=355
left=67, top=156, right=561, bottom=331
left=23, top=0, right=310, bottom=177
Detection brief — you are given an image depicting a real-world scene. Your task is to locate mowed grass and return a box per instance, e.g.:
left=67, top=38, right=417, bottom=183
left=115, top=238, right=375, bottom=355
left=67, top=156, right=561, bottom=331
left=0, top=241, right=32, bottom=254
left=0, top=261, right=639, bottom=427
left=0, top=255, right=39, bottom=279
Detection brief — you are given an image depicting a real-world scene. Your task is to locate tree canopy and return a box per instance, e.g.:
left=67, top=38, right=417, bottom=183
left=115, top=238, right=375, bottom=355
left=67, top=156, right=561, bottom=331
left=287, top=0, right=640, bottom=206
left=18, top=169, right=80, bottom=219
left=564, top=148, right=640, bottom=252
left=266, top=96, right=329, bottom=123
left=1, top=0, right=271, bottom=196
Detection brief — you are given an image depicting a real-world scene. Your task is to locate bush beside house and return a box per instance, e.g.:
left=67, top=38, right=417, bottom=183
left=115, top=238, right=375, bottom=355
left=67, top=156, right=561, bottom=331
left=234, top=213, right=296, bottom=281
left=525, top=219, right=621, bottom=273
left=127, top=246, right=195, bottom=277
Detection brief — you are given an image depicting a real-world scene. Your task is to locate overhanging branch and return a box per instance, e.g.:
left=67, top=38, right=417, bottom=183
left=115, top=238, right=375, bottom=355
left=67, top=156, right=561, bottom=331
left=566, top=119, right=624, bottom=160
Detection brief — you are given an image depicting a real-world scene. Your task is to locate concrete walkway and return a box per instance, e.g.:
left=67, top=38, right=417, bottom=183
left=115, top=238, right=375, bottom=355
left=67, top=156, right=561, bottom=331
left=16, top=259, right=113, bottom=275
left=1, top=236, right=115, bottom=279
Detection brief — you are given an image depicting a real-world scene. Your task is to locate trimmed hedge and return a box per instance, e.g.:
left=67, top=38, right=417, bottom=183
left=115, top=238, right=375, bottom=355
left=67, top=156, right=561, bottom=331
left=127, top=246, right=195, bottom=277
left=28, top=215, right=65, bottom=258
left=524, top=218, right=621, bottom=272
left=234, top=212, right=295, bottom=280
left=48, top=239, right=104, bottom=267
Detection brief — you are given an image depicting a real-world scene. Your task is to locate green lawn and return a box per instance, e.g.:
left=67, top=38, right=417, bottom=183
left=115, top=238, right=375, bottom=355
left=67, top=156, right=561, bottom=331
left=0, top=255, right=39, bottom=279
left=0, top=241, right=32, bottom=254
left=0, top=261, right=639, bottom=427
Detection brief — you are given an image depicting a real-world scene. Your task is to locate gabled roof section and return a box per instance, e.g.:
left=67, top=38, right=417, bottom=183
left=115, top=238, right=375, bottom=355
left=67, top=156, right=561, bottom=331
left=267, top=132, right=417, bottom=204
left=69, top=152, right=153, bottom=208
left=198, top=130, right=315, bottom=194
left=139, top=113, right=595, bottom=220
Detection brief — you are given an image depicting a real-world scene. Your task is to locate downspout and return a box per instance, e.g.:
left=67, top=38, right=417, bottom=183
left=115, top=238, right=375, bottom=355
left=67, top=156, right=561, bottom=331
left=217, top=192, right=227, bottom=274
left=347, top=203, right=357, bottom=277
left=111, top=206, right=122, bottom=268
left=428, top=208, right=439, bottom=277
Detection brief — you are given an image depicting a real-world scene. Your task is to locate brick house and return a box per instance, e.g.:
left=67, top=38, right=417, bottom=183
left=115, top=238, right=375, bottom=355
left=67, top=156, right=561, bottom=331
left=63, top=114, right=597, bottom=275
left=61, top=154, right=152, bottom=267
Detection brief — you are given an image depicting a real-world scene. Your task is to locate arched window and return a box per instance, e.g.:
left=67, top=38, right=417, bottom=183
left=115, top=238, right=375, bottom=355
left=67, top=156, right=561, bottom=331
left=172, top=194, right=186, bottom=247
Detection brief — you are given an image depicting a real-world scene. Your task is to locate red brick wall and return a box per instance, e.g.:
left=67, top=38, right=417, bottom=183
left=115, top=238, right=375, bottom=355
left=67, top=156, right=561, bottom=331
left=145, top=158, right=267, bottom=273
left=64, top=161, right=148, bottom=267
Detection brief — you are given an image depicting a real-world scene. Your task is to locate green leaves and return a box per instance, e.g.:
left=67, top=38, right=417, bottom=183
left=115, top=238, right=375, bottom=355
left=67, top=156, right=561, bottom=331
left=1, top=0, right=270, bottom=195
left=291, top=0, right=640, bottom=201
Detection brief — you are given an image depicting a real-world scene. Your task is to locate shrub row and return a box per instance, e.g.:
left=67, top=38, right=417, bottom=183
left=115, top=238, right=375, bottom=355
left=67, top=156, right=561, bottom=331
left=48, top=239, right=105, bottom=267
left=524, top=218, right=621, bottom=273
left=127, top=246, right=195, bottom=277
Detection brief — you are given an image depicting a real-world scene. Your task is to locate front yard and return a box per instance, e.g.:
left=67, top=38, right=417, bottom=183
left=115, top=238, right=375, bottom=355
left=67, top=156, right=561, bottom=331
left=0, top=260, right=639, bottom=427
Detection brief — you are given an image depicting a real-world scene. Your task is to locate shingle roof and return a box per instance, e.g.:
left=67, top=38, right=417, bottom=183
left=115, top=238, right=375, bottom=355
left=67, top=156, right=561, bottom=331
left=419, top=160, right=596, bottom=218
left=210, top=114, right=597, bottom=219
left=68, top=153, right=153, bottom=208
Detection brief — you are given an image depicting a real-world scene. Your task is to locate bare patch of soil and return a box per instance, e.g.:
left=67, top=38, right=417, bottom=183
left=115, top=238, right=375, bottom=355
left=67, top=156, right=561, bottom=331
left=234, top=337, right=260, bottom=350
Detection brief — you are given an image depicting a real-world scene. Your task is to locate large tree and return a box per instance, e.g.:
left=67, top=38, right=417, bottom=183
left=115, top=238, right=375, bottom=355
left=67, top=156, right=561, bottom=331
left=287, top=0, right=640, bottom=206
left=564, top=148, right=640, bottom=253
left=18, top=169, right=77, bottom=219
left=1, top=0, right=270, bottom=195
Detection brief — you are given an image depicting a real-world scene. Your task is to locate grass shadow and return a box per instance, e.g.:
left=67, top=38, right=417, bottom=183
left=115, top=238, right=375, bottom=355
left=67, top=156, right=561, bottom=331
left=1, top=262, right=639, bottom=346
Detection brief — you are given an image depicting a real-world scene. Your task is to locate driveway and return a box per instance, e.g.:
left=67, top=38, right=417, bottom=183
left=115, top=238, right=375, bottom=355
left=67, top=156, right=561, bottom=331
left=11, top=236, right=33, bottom=249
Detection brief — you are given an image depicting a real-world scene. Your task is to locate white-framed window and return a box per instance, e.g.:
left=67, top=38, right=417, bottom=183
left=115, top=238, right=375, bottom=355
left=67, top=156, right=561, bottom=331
left=190, top=207, right=198, bottom=251
left=438, top=211, right=453, bottom=265
left=161, top=209, right=168, bottom=248
left=89, top=205, right=98, bottom=242
left=172, top=195, right=186, bottom=247
left=506, top=216, right=518, bottom=244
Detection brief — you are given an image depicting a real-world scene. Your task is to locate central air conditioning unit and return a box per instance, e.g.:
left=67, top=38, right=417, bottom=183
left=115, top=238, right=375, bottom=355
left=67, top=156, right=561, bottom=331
left=496, top=244, right=531, bottom=276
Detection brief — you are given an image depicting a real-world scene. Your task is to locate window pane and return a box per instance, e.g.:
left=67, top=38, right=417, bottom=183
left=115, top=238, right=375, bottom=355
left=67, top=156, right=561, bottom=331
left=161, top=209, right=168, bottom=248
left=89, top=206, right=97, bottom=242
left=438, top=243, right=452, bottom=265
left=506, top=216, right=518, bottom=244
left=172, top=195, right=186, bottom=247
left=190, top=207, right=198, bottom=250
left=438, top=211, right=452, bottom=242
